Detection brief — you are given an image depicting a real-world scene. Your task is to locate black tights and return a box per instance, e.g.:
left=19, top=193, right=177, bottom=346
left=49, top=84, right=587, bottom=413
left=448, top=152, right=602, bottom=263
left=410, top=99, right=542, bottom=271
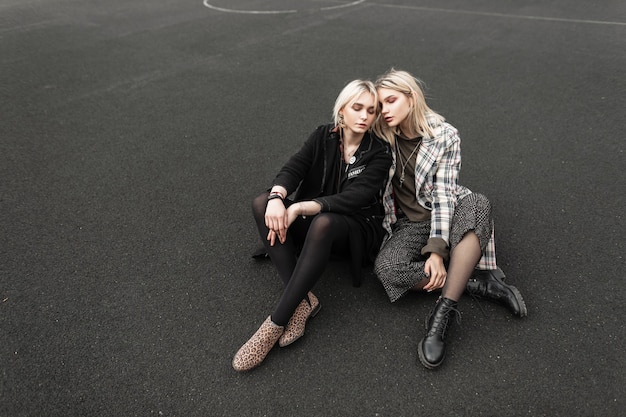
left=252, top=193, right=350, bottom=326
left=443, top=232, right=482, bottom=301
left=410, top=232, right=483, bottom=302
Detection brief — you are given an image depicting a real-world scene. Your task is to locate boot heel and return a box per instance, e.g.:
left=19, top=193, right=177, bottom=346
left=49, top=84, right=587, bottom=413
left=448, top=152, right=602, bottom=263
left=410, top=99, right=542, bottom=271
left=310, top=302, right=322, bottom=318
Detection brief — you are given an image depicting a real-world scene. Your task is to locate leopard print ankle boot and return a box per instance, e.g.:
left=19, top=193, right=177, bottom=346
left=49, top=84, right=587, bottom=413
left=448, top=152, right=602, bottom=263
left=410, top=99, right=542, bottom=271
left=232, top=316, right=284, bottom=372
left=279, top=292, right=321, bottom=347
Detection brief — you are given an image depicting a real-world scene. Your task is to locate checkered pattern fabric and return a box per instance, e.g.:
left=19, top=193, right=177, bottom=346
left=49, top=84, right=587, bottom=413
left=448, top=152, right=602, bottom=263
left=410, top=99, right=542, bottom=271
left=376, top=193, right=496, bottom=302
left=377, top=117, right=498, bottom=301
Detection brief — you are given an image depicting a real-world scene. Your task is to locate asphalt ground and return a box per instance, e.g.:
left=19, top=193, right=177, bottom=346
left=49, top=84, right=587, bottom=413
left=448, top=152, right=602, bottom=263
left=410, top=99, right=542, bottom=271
left=1, top=1, right=625, bottom=416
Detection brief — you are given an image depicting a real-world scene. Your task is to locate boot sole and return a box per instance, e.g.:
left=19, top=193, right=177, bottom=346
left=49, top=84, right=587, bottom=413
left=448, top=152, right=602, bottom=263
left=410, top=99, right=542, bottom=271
left=417, top=339, right=444, bottom=370
left=509, top=285, right=528, bottom=317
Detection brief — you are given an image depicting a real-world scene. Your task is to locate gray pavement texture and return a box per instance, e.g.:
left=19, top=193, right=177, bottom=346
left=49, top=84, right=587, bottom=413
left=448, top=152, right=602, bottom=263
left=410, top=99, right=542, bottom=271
left=2, top=1, right=625, bottom=416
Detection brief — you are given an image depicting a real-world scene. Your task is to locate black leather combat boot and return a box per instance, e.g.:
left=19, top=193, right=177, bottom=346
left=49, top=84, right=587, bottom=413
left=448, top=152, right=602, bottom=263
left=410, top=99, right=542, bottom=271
left=418, top=297, right=459, bottom=369
left=466, top=267, right=527, bottom=317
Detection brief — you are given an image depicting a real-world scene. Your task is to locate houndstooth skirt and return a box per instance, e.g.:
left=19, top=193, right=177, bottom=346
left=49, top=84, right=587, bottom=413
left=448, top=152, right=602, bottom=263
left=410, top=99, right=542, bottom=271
left=375, top=193, right=493, bottom=302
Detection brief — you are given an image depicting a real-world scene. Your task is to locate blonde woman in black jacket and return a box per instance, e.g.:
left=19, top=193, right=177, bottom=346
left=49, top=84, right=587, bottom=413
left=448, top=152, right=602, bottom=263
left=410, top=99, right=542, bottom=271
left=233, top=80, right=392, bottom=372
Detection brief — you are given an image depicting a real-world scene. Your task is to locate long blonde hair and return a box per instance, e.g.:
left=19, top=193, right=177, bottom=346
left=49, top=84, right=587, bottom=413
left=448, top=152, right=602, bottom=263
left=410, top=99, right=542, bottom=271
left=373, top=69, right=444, bottom=144
left=332, top=79, right=378, bottom=126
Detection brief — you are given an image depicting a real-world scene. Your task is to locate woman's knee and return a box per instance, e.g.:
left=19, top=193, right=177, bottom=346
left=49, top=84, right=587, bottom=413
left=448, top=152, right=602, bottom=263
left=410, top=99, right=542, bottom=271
left=252, top=192, right=270, bottom=218
left=374, top=248, right=399, bottom=278
left=472, top=193, right=492, bottom=214
left=305, top=213, right=348, bottom=247
left=309, top=212, right=339, bottom=233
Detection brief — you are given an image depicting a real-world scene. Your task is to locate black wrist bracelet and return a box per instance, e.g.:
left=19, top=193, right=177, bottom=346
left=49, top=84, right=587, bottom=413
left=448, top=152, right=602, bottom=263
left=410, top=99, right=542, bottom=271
left=267, top=194, right=283, bottom=201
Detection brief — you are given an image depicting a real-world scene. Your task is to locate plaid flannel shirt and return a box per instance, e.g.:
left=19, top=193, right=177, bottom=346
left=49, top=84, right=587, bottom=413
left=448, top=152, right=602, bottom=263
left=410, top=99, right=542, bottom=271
left=381, top=118, right=497, bottom=270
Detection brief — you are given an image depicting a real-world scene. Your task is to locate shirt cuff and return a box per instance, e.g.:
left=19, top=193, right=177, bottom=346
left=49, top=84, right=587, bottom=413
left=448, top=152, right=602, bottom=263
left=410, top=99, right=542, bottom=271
left=421, top=237, right=450, bottom=262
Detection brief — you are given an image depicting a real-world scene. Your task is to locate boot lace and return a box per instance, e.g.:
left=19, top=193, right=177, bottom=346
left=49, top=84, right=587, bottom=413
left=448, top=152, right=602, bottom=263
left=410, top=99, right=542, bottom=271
left=427, top=303, right=462, bottom=336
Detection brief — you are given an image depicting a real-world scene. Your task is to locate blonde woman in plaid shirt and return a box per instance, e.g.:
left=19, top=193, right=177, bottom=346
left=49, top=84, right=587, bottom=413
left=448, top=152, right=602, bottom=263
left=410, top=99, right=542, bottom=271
left=373, top=69, right=527, bottom=369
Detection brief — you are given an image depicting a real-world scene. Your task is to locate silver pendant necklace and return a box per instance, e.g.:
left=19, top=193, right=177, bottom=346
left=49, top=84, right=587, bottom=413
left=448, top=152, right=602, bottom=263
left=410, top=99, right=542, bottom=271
left=341, top=140, right=358, bottom=172
left=396, top=138, right=421, bottom=188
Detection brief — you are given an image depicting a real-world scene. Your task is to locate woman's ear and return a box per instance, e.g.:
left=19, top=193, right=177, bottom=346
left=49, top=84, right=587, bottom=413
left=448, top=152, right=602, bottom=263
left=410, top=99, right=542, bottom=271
left=407, top=91, right=418, bottom=112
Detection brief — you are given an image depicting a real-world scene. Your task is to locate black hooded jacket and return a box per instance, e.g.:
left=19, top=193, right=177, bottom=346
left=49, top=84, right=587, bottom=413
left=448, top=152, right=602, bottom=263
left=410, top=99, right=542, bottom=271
left=271, top=124, right=392, bottom=284
left=273, top=124, right=392, bottom=219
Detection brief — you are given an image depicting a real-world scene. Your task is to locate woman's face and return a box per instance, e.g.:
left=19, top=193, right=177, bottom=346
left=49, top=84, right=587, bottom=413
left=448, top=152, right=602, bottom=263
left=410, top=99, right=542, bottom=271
left=377, top=87, right=412, bottom=129
left=340, top=92, right=377, bottom=135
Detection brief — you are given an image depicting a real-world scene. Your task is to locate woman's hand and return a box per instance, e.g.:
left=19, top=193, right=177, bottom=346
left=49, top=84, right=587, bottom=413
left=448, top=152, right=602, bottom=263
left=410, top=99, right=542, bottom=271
left=271, top=203, right=300, bottom=245
left=265, top=199, right=287, bottom=246
left=267, top=203, right=303, bottom=245
left=285, top=203, right=303, bottom=229
left=423, top=253, right=447, bottom=291
left=267, top=200, right=321, bottom=245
